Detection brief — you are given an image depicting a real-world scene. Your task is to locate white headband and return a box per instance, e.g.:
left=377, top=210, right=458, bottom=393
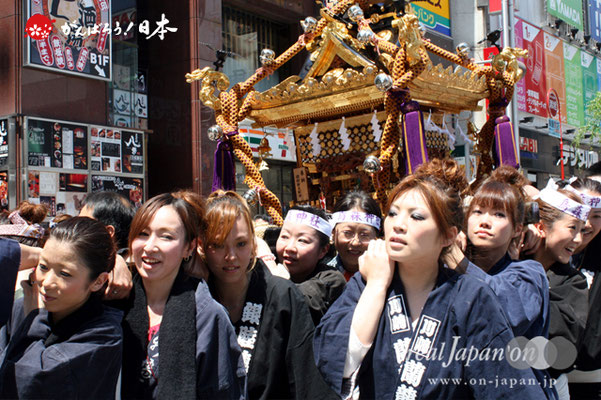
left=536, top=179, right=591, bottom=222
left=565, top=185, right=601, bottom=209
left=331, top=211, right=381, bottom=230
left=284, top=209, right=332, bottom=237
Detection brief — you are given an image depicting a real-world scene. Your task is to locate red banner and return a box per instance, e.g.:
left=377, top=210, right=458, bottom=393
left=515, top=18, right=547, bottom=117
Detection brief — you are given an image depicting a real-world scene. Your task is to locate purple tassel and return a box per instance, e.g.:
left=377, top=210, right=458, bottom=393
left=493, top=115, right=519, bottom=169
left=401, top=101, right=429, bottom=175
left=212, top=138, right=236, bottom=192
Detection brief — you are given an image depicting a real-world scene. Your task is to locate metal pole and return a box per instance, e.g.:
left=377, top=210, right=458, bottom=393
left=504, top=0, right=521, bottom=165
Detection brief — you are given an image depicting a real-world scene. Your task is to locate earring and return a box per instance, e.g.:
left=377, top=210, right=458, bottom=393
left=183, top=255, right=191, bottom=262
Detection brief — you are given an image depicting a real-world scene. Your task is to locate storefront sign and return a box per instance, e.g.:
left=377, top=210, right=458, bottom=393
left=557, top=143, right=600, bottom=168
left=515, top=19, right=547, bottom=117
left=238, top=126, right=296, bottom=162
left=0, top=120, right=8, bottom=168
left=547, top=0, right=583, bottom=30
left=25, top=0, right=112, bottom=81
left=27, top=118, right=88, bottom=170
left=412, top=0, right=451, bottom=37
left=520, top=137, right=538, bottom=153
left=590, top=0, right=601, bottom=42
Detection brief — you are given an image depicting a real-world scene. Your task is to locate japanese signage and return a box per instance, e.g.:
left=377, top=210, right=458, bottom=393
left=0, top=120, right=8, bottom=167
left=544, top=33, right=567, bottom=124
left=25, top=0, right=112, bottom=80
left=90, top=126, right=145, bottom=174
left=91, top=175, right=143, bottom=207
left=590, top=0, right=601, bottom=42
left=27, top=118, right=88, bottom=170
left=412, top=0, right=450, bottom=37
left=582, top=52, right=597, bottom=119
left=520, top=137, right=539, bottom=153
left=547, top=0, right=584, bottom=30
left=28, top=170, right=87, bottom=216
left=515, top=19, right=547, bottom=117
left=238, top=126, right=296, bottom=162
left=557, top=143, right=600, bottom=168
left=564, top=43, right=584, bottom=127
left=597, top=58, right=601, bottom=90
left=293, top=167, right=309, bottom=202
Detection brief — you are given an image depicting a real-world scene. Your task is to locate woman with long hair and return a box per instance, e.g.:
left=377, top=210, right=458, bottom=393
left=120, top=191, right=245, bottom=399
left=314, top=159, right=546, bottom=399
left=0, top=217, right=122, bottom=399
left=328, top=191, right=382, bottom=281
left=276, top=205, right=346, bottom=325
left=203, top=191, right=335, bottom=400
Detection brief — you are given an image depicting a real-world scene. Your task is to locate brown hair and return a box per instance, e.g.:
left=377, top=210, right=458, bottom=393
left=17, top=201, right=48, bottom=224
left=128, top=191, right=205, bottom=266
left=467, top=166, right=527, bottom=230
left=386, top=158, right=467, bottom=257
left=204, top=190, right=256, bottom=268
left=537, top=189, right=583, bottom=228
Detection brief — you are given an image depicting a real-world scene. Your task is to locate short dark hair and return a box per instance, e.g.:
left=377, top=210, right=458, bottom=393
left=50, top=216, right=116, bottom=279
left=83, top=191, right=136, bottom=249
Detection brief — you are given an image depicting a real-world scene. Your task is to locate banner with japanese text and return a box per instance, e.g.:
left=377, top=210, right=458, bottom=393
left=25, top=0, right=112, bottom=80
left=544, top=32, right=567, bottom=123
left=582, top=51, right=597, bottom=120
left=547, top=0, right=584, bottom=30
left=564, top=43, right=584, bottom=127
left=590, top=0, right=601, bottom=42
left=515, top=18, right=547, bottom=117
left=412, top=0, right=451, bottom=37
left=597, top=58, right=601, bottom=90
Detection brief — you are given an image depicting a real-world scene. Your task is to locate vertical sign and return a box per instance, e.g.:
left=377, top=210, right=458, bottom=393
left=544, top=32, right=567, bottom=123
left=590, top=0, right=601, bottom=42
left=597, top=57, right=601, bottom=91
left=547, top=0, right=584, bottom=30
left=521, top=19, right=547, bottom=116
left=582, top=52, right=597, bottom=120
left=564, top=43, right=584, bottom=127
left=412, top=0, right=451, bottom=37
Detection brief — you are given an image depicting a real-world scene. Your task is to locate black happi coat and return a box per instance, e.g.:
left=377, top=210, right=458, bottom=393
left=296, top=262, right=346, bottom=326
left=211, top=260, right=337, bottom=400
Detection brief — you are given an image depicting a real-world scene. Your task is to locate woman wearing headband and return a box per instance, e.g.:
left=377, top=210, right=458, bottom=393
left=276, top=205, right=346, bottom=325
left=203, top=191, right=336, bottom=400
left=314, top=159, right=546, bottom=399
left=530, top=180, right=590, bottom=400
left=328, top=191, right=382, bottom=281
left=561, top=178, right=601, bottom=399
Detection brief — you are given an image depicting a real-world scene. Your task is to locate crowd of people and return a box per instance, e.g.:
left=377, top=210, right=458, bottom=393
left=1, top=158, right=601, bottom=399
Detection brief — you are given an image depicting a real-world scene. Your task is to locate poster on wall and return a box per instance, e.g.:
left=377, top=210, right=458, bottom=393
left=564, top=43, right=584, bottom=127
left=121, top=131, right=144, bottom=174
left=515, top=18, right=547, bottom=117
left=544, top=32, right=567, bottom=124
left=25, top=0, right=112, bottom=80
left=0, top=119, right=8, bottom=168
left=0, top=172, right=7, bottom=211
left=27, top=118, right=88, bottom=170
left=91, top=126, right=122, bottom=172
left=547, top=0, right=583, bottom=30
left=91, top=175, right=143, bottom=207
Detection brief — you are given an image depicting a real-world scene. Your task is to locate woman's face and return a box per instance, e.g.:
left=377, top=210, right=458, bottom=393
left=333, top=209, right=378, bottom=273
left=543, top=214, right=584, bottom=265
left=467, top=204, right=517, bottom=252
left=205, top=215, right=254, bottom=285
left=131, top=205, right=195, bottom=285
left=276, top=220, right=328, bottom=283
left=384, top=189, right=451, bottom=266
left=35, top=238, right=107, bottom=322
left=576, top=189, right=601, bottom=252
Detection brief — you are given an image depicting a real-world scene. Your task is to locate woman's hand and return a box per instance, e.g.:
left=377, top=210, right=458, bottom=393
left=104, top=254, right=133, bottom=300
left=358, top=239, right=394, bottom=288
left=22, top=270, right=43, bottom=316
left=442, top=232, right=468, bottom=272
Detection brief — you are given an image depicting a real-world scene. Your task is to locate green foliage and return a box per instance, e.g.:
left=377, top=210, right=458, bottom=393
left=576, top=91, right=601, bottom=148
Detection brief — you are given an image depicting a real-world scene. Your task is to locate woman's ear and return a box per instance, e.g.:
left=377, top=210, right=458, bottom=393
left=318, top=243, right=329, bottom=260
left=513, top=223, right=524, bottom=239
left=534, top=222, right=546, bottom=238
left=186, top=238, right=198, bottom=258
left=442, top=226, right=459, bottom=248
left=90, top=272, right=109, bottom=292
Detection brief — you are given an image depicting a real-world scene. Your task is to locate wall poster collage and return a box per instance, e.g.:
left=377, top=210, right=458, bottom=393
left=25, top=118, right=145, bottom=217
